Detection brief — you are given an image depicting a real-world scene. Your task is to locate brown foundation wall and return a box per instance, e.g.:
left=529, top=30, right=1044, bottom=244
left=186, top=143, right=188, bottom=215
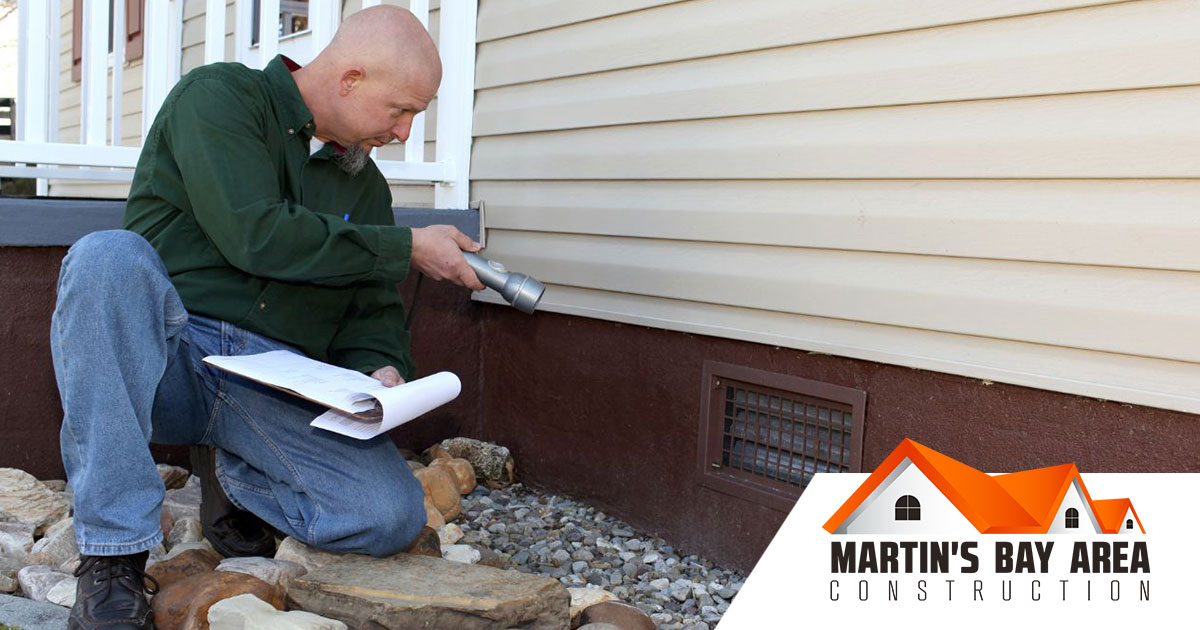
left=474, top=307, right=1200, bottom=573
left=4, top=245, right=1199, bottom=574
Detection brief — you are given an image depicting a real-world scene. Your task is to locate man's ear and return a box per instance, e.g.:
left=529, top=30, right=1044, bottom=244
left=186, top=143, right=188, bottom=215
left=338, top=66, right=365, bottom=97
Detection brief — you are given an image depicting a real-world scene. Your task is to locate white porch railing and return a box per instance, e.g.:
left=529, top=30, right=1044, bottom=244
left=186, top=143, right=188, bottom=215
left=0, top=0, right=476, bottom=209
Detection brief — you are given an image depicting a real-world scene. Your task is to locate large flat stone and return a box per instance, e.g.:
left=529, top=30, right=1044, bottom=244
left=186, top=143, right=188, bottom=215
left=288, top=554, right=569, bottom=630
left=0, top=593, right=72, bottom=629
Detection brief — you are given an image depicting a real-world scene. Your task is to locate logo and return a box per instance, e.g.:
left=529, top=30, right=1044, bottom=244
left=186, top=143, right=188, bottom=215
left=824, top=439, right=1144, bottom=536
left=718, top=440, right=1198, bottom=628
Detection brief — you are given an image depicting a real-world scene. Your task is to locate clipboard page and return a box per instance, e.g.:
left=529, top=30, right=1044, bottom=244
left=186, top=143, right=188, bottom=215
left=203, top=350, right=387, bottom=414
left=311, top=372, right=462, bottom=439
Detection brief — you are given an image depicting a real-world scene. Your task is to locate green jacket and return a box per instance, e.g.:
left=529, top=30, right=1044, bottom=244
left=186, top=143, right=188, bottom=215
left=124, top=56, right=415, bottom=379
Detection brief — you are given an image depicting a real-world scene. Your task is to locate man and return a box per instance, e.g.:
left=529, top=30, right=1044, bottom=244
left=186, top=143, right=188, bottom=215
left=50, top=7, right=481, bottom=629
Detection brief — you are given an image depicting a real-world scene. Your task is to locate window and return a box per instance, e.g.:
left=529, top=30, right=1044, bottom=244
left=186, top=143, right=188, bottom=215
left=1065, top=507, right=1079, bottom=529
left=1126, top=519, right=1134, bottom=530
left=895, top=495, right=921, bottom=521
left=72, top=0, right=145, bottom=82
left=252, top=0, right=310, bottom=44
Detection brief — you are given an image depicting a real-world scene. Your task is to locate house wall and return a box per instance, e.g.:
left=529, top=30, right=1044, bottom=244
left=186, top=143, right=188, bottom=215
left=469, top=0, right=1200, bottom=415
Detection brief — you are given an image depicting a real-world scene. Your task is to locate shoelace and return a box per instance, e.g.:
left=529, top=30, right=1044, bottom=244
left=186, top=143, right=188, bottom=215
left=74, top=555, right=161, bottom=598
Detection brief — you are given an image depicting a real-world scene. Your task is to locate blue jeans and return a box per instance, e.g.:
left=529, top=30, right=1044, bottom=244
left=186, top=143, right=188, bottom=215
left=50, top=230, right=426, bottom=557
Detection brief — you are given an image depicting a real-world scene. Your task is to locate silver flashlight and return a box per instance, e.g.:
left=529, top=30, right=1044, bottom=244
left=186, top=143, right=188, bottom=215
left=463, top=252, right=545, bottom=314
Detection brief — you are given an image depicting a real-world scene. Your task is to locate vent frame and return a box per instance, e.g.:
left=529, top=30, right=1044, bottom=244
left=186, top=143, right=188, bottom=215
left=697, top=361, right=866, bottom=513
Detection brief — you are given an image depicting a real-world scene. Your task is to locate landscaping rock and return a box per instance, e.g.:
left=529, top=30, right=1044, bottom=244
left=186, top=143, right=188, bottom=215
left=209, top=593, right=347, bottom=630
left=29, top=517, right=77, bottom=568
left=274, top=537, right=340, bottom=574
left=413, top=466, right=462, bottom=521
left=217, top=557, right=306, bottom=592
left=152, top=570, right=284, bottom=630
left=576, top=601, right=656, bottom=630
left=437, top=523, right=464, bottom=545
left=287, top=553, right=569, bottom=630
left=159, top=464, right=192, bottom=490
left=17, top=565, right=71, bottom=603
left=147, top=547, right=222, bottom=591
left=161, top=508, right=177, bottom=541
left=0, top=592, right=72, bottom=627
left=0, top=469, right=71, bottom=535
left=441, top=544, right=481, bottom=564
left=430, top=457, right=477, bottom=495
left=578, top=624, right=622, bottom=630
left=431, top=438, right=515, bottom=488
left=424, top=496, right=445, bottom=529
left=160, top=540, right=215, bottom=563
left=45, top=575, right=78, bottom=607
left=41, top=480, right=67, bottom=493
left=0, top=520, right=35, bottom=559
left=163, top=475, right=202, bottom=522
left=402, top=526, right=442, bottom=559
left=167, top=516, right=204, bottom=549
left=569, top=587, right=617, bottom=622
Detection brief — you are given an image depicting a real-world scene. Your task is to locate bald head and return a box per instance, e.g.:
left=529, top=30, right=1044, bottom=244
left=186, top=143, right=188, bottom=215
left=294, top=5, right=442, bottom=154
left=320, top=6, right=441, bottom=91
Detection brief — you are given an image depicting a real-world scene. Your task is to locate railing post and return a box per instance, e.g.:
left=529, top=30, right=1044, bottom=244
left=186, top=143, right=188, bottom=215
left=17, top=0, right=51, bottom=145
left=405, top=0, right=428, bottom=165
left=205, top=0, right=227, bottom=65
left=111, top=0, right=126, bottom=147
left=435, top=0, right=477, bottom=209
left=142, top=0, right=173, bottom=138
left=258, top=0, right=280, bottom=64
left=309, top=0, right=340, bottom=60
left=81, top=0, right=110, bottom=146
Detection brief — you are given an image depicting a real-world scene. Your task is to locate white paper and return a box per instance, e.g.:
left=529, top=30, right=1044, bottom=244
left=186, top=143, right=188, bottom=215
left=310, top=372, right=462, bottom=439
left=203, top=351, right=461, bottom=439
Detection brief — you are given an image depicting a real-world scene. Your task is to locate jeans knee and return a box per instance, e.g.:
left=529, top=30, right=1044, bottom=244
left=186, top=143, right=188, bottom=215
left=63, top=230, right=162, bottom=287
left=318, top=473, right=426, bottom=558
left=361, top=478, right=428, bottom=557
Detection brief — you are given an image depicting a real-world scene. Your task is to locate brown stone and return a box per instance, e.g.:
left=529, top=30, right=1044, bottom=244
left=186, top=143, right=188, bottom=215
left=412, top=466, right=461, bottom=521
left=574, top=602, right=654, bottom=630
left=161, top=509, right=176, bottom=541
left=152, top=571, right=284, bottom=630
left=422, top=444, right=452, bottom=462
left=423, top=496, right=445, bottom=529
left=288, top=554, right=569, bottom=630
left=430, top=457, right=477, bottom=495
left=401, top=526, right=441, bottom=558
left=146, top=548, right=222, bottom=592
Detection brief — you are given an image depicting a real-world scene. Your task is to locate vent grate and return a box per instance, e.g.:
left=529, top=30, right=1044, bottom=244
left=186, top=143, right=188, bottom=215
left=699, top=362, right=865, bottom=512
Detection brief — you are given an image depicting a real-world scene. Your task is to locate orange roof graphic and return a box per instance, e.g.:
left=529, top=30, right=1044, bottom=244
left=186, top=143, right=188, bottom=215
left=1093, top=498, right=1145, bottom=534
left=823, top=439, right=1142, bottom=534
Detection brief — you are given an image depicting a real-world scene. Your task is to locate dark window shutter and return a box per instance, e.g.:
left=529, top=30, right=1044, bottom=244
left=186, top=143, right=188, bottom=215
left=125, top=0, right=145, bottom=61
left=71, top=0, right=82, bottom=82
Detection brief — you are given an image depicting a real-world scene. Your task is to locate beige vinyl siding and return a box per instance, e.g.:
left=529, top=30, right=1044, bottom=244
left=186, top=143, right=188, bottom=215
left=471, top=0, right=1200, bottom=414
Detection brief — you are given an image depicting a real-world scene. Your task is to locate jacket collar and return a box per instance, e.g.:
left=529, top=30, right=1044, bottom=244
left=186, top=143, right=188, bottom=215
left=263, top=55, right=316, bottom=141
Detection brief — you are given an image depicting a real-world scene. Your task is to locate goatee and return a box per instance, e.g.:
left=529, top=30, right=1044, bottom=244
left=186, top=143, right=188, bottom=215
left=332, top=144, right=370, bottom=176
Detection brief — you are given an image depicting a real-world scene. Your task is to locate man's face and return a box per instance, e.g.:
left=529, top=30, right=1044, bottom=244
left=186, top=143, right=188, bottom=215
left=337, top=67, right=438, bottom=153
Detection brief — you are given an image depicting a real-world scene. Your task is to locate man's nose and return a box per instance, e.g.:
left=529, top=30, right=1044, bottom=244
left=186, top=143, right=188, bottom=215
left=392, top=116, right=413, bottom=144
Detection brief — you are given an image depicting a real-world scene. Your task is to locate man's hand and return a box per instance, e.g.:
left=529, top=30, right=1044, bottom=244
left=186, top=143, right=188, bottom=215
left=371, top=365, right=405, bottom=387
left=411, top=225, right=485, bottom=290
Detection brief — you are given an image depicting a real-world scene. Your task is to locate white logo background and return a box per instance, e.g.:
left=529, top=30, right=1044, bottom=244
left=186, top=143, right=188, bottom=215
left=718, top=473, right=1200, bottom=629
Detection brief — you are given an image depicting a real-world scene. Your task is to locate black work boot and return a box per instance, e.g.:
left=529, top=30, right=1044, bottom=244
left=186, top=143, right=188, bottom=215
left=189, top=445, right=277, bottom=558
left=69, top=552, right=158, bottom=630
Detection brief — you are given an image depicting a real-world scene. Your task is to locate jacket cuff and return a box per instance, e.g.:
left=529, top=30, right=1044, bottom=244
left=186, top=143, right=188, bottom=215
left=372, top=226, right=412, bottom=282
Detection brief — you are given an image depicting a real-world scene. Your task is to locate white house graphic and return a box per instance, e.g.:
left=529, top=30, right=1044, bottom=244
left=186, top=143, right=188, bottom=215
left=824, top=440, right=1144, bottom=535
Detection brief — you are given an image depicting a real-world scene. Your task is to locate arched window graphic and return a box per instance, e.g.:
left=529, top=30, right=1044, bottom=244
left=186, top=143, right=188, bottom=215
left=1065, top=507, right=1079, bottom=529
left=1126, top=519, right=1134, bottom=530
left=895, top=495, right=921, bottom=521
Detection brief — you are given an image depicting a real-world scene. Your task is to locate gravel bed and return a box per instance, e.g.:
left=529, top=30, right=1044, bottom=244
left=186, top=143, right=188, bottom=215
left=458, top=483, right=744, bottom=630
